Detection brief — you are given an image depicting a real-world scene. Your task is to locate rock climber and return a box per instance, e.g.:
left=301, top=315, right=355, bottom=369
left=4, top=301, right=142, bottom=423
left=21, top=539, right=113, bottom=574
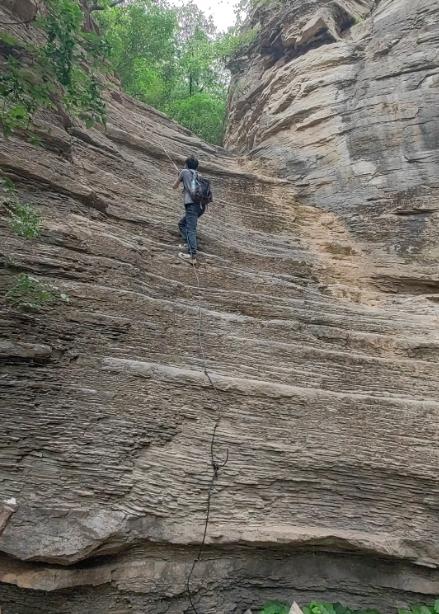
left=173, top=154, right=206, bottom=265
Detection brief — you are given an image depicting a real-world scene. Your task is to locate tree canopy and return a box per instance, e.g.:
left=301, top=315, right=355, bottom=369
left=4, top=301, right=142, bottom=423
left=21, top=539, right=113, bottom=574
left=0, top=0, right=255, bottom=144
left=98, top=0, right=252, bottom=144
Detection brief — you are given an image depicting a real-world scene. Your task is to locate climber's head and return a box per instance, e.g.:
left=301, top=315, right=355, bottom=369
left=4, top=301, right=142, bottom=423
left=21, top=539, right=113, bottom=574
left=185, top=155, right=199, bottom=170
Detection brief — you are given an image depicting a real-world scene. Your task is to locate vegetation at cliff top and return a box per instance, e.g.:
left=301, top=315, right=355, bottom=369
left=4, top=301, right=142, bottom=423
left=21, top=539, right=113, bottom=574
left=98, top=0, right=256, bottom=144
left=0, top=0, right=106, bottom=137
left=0, top=0, right=256, bottom=144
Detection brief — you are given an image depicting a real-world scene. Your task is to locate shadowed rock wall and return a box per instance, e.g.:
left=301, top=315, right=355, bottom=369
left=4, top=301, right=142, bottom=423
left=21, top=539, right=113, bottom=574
left=1, top=1, right=439, bottom=612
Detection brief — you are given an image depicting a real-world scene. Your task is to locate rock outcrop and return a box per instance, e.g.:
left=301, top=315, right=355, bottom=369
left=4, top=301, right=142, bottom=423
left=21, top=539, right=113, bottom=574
left=226, top=0, right=439, bottom=295
left=1, top=1, right=439, bottom=613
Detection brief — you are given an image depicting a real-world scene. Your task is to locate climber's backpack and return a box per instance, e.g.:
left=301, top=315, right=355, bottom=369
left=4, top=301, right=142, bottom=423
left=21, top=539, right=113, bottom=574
left=190, top=170, right=213, bottom=207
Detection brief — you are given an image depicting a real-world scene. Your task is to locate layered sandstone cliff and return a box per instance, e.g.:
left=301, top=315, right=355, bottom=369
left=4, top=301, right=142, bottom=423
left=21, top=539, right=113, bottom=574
left=1, top=1, right=439, bottom=613
left=226, top=0, right=439, bottom=295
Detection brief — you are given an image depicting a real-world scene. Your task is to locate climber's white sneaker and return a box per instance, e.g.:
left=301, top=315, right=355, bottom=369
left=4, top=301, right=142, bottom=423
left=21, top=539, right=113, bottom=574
left=178, top=252, right=197, bottom=265
left=179, top=243, right=203, bottom=253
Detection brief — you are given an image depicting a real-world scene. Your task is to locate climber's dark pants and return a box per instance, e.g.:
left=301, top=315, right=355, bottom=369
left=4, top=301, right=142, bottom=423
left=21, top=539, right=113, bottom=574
left=178, top=202, right=205, bottom=256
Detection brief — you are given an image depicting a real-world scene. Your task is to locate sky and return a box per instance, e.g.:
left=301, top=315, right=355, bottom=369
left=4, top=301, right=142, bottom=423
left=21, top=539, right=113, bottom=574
left=172, top=0, right=238, bottom=32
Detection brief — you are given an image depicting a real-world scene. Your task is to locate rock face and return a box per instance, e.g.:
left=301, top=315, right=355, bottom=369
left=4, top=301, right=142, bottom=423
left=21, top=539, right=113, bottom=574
left=226, top=0, right=439, bottom=294
left=1, top=2, right=439, bottom=613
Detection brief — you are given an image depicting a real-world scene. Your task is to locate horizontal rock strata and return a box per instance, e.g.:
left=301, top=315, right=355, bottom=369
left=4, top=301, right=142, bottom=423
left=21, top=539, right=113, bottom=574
left=1, top=1, right=439, bottom=612
left=226, top=0, right=439, bottom=294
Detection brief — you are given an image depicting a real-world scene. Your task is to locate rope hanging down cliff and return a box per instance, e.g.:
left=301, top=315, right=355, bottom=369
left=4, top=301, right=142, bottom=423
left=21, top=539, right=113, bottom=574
left=185, top=262, right=229, bottom=614
left=162, top=144, right=229, bottom=613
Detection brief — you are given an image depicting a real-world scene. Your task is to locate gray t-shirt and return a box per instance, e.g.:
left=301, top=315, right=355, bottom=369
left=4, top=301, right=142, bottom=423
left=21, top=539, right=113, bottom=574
left=179, top=168, right=196, bottom=205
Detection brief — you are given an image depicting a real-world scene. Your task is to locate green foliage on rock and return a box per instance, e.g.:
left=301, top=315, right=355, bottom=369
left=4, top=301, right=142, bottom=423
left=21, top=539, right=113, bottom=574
left=64, top=67, right=106, bottom=127
left=42, top=0, right=83, bottom=87
left=0, top=176, right=16, bottom=195
left=8, top=203, right=42, bottom=239
left=0, top=32, right=24, bottom=48
left=1, top=176, right=42, bottom=239
left=0, top=57, right=53, bottom=136
left=40, top=0, right=107, bottom=125
left=6, top=273, right=69, bottom=311
left=0, top=0, right=106, bottom=138
left=1, top=179, right=69, bottom=312
left=399, top=603, right=439, bottom=614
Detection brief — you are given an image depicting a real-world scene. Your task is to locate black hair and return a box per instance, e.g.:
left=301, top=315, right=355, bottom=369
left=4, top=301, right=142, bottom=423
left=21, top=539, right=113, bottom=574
left=185, top=155, right=199, bottom=170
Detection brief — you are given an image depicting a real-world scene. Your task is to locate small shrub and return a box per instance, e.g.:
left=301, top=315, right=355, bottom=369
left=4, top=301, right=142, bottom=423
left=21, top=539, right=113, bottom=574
left=64, top=68, right=106, bottom=127
left=353, top=15, right=365, bottom=25
left=8, top=203, right=42, bottom=239
left=303, top=603, right=381, bottom=614
left=6, top=273, right=69, bottom=311
left=1, top=177, right=42, bottom=239
left=0, top=57, right=53, bottom=137
left=0, top=98, right=31, bottom=136
left=81, top=31, right=111, bottom=65
left=0, top=176, right=17, bottom=195
left=305, top=604, right=339, bottom=614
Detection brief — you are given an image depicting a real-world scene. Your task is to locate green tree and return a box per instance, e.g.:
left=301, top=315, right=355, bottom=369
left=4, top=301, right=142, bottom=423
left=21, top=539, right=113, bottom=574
left=166, top=92, right=226, bottom=145
left=97, top=0, right=256, bottom=143
left=101, top=0, right=177, bottom=106
left=164, top=2, right=229, bottom=143
left=0, top=0, right=259, bottom=143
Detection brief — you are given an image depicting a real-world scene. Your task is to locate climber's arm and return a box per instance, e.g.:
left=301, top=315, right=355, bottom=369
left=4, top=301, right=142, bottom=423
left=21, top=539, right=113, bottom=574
left=173, top=173, right=182, bottom=189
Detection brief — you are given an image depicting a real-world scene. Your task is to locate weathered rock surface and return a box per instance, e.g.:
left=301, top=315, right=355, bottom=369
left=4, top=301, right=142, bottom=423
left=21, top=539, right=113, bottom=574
left=0, top=1, right=439, bottom=613
left=226, top=0, right=439, bottom=295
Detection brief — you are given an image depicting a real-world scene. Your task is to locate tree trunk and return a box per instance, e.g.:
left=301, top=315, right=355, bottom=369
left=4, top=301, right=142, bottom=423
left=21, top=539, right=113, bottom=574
left=79, top=0, right=99, bottom=33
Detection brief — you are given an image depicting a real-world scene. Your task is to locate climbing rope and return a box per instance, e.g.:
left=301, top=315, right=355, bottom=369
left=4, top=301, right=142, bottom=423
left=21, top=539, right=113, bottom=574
left=159, top=144, right=229, bottom=611
left=183, top=218, right=229, bottom=614
left=160, top=143, right=179, bottom=173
